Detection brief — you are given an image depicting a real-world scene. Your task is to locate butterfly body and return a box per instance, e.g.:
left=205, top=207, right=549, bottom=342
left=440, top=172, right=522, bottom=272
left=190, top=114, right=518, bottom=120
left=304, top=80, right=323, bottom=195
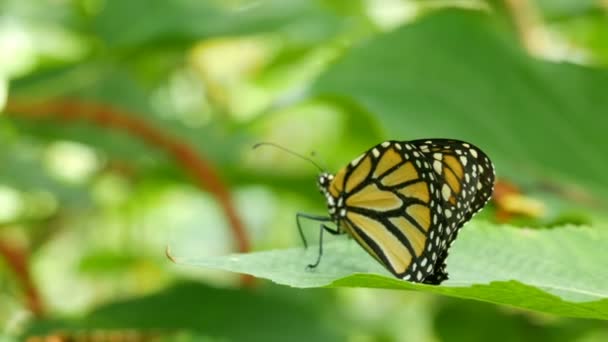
left=315, top=139, right=495, bottom=284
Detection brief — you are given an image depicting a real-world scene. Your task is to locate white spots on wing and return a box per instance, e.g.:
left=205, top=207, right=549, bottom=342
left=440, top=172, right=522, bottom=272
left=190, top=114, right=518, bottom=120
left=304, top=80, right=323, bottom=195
left=459, top=155, right=467, bottom=166
left=340, top=208, right=346, bottom=217
left=433, top=160, right=442, bottom=174
left=413, top=151, right=420, bottom=157
left=462, top=143, right=470, bottom=148
left=469, top=148, right=478, bottom=158
left=465, top=173, right=470, bottom=183
left=381, top=141, right=390, bottom=148
left=395, top=143, right=402, bottom=150
left=405, top=144, right=412, bottom=150
left=372, top=148, right=380, bottom=158
left=350, top=153, right=365, bottom=166
left=433, top=153, right=442, bottom=160
left=444, top=209, right=452, bottom=218
left=441, top=184, right=451, bottom=201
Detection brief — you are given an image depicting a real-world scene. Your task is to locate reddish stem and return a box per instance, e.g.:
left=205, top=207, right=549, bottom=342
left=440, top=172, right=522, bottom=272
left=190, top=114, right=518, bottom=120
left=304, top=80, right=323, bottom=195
left=5, top=99, right=253, bottom=286
left=0, top=240, right=44, bottom=316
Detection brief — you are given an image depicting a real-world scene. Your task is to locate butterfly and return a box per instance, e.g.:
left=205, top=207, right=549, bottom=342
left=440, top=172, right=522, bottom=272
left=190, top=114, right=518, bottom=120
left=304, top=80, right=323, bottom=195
left=292, top=139, right=495, bottom=285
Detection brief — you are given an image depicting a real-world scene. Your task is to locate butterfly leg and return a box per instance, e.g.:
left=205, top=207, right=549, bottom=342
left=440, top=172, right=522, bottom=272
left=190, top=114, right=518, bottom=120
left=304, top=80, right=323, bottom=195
left=295, top=213, right=332, bottom=249
left=307, top=223, right=340, bottom=269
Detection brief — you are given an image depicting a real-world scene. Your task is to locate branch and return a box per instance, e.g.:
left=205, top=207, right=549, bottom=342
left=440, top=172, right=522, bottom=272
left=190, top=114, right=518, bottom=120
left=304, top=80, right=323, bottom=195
left=5, top=98, right=253, bottom=286
left=0, top=239, right=44, bottom=317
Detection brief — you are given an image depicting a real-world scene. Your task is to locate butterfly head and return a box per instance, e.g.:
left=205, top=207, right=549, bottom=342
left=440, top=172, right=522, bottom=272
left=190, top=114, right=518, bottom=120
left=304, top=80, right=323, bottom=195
left=317, top=172, right=332, bottom=193
left=318, top=172, right=341, bottom=218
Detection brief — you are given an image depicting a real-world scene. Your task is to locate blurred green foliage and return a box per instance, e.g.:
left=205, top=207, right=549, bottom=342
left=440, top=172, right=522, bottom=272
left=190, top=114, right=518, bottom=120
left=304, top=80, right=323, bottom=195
left=1, top=0, right=608, bottom=341
left=314, top=10, right=608, bottom=196
left=26, top=282, right=344, bottom=341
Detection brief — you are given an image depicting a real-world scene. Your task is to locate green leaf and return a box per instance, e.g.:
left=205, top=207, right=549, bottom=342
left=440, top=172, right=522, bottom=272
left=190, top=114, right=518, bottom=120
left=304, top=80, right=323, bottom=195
left=94, top=0, right=346, bottom=48
left=312, top=9, right=608, bottom=198
left=172, top=223, right=608, bottom=320
left=25, top=282, right=343, bottom=341
left=535, top=0, right=598, bottom=19
left=434, top=297, right=608, bottom=342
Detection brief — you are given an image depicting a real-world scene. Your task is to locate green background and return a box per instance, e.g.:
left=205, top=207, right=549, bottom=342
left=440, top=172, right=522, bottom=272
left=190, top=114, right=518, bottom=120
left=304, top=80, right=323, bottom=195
left=1, top=0, right=608, bottom=341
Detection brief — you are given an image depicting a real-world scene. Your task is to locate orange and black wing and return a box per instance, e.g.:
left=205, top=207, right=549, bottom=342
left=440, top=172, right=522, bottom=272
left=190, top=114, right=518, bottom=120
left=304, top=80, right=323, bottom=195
left=409, top=139, right=495, bottom=284
left=329, top=141, right=444, bottom=281
left=409, top=139, right=495, bottom=245
left=328, top=140, right=494, bottom=283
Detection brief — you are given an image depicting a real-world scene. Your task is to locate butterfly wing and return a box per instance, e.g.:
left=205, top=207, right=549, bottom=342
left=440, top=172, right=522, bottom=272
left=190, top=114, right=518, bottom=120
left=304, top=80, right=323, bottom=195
left=409, top=139, right=495, bottom=284
left=409, top=139, right=495, bottom=243
left=331, top=141, right=447, bottom=281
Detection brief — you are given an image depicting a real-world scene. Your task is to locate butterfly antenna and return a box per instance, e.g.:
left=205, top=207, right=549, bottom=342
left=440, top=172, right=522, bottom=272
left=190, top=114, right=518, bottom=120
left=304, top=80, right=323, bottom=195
left=253, top=142, right=325, bottom=172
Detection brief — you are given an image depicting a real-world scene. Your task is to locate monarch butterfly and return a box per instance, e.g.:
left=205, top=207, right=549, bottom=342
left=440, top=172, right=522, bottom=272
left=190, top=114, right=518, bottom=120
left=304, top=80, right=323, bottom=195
left=255, top=139, right=495, bottom=285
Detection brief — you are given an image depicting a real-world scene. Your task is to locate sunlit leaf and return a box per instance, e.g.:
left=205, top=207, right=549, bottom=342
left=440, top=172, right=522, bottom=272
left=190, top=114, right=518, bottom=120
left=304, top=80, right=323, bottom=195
left=173, top=223, right=608, bottom=320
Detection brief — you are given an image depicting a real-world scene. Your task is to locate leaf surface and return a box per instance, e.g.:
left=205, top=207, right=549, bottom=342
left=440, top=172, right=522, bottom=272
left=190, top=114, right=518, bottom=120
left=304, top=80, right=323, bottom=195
left=173, top=223, right=608, bottom=320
